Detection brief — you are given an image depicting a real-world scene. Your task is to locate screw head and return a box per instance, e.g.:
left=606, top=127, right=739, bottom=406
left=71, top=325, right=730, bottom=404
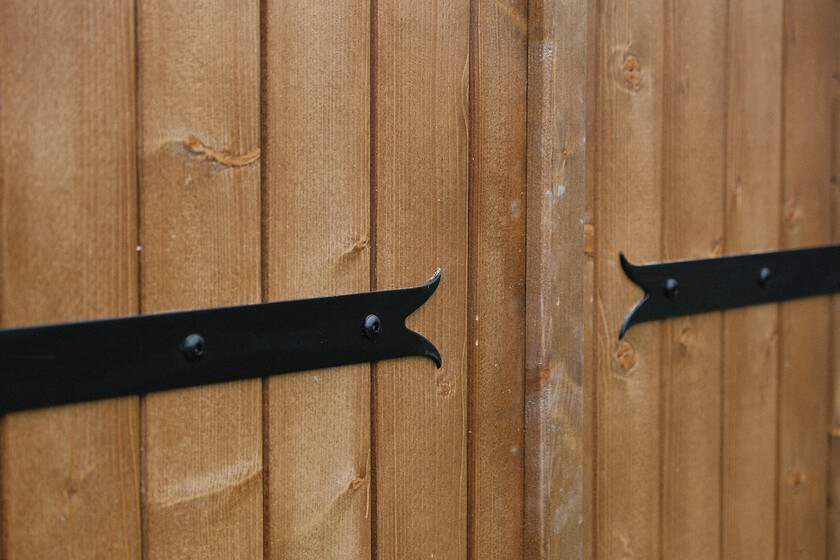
left=758, top=267, right=771, bottom=288
left=182, top=334, right=205, bottom=361
left=663, top=278, right=679, bottom=299
left=363, top=314, right=382, bottom=339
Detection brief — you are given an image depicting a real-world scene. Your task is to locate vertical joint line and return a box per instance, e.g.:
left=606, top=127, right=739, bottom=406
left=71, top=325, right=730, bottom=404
left=466, top=1, right=477, bottom=558
left=258, top=0, right=271, bottom=557
left=658, top=2, right=674, bottom=559
left=133, top=0, right=148, bottom=557
left=719, top=0, right=732, bottom=556
left=368, top=0, right=379, bottom=557
left=774, top=2, right=789, bottom=558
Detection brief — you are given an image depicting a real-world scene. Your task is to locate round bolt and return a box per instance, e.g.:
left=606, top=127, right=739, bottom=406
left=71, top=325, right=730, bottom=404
left=663, top=278, right=679, bottom=299
left=758, top=267, right=771, bottom=288
left=363, top=314, right=382, bottom=340
left=182, top=334, right=205, bottom=361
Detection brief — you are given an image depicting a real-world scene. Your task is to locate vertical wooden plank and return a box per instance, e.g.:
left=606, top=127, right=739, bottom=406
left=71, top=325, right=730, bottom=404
left=590, top=1, right=664, bottom=558
left=372, top=0, right=469, bottom=557
left=721, top=1, right=784, bottom=557
left=0, top=1, right=141, bottom=558
left=136, top=0, right=262, bottom=557
left=262, top=2, right=371, bottom=558
left=524, top=0, right=587, bottom=558
left=830, top=4, right=840, bottom=551
left=659, top=1, right=727, bottom=558
left=777, top=1, right=836, bottom=558
left=583, top=0, right=599, bottom=557
left=469, top=0, right=527, bottom=558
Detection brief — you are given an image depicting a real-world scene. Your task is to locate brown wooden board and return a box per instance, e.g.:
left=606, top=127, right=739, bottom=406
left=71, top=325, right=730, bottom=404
left=262, top=1, right=372, bottom=557
left=590, top=1, right=665, bottom=558
left=525, top=0, right=587, bottom=558
left=831, top=7, right=840, bottom=551
left=372, top=0, right=470, bottom=557
left=0, top=1, right=141, bottom=557
left=777, top=2, right=837, bottom=558
left=136, top=0, right=263, bottom=557
left=469, top=0, right=528, bottom=558
left=583, top=0, right=598, bottom=557
left=721, top=1, right=784, bottom=557
left=659, top=2, right=727, bottom=558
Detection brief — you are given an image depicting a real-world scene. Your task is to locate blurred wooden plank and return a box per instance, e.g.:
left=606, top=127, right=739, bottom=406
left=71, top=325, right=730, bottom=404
left=830, top=6, right=840, bottom=552
left=720, top=2, right=784, bottom=557
left=0, top=1, right=140, bottom=558
left=659, top=2, right=727, bottom=558
left=583, top=0, right=598, bottom=557
left=469, top=0, right=527, bottom=558
left=776, top=2, right=837, bottom=558
left=262, top=2, right=371, bottom=558
left=590, top=1, right=665, bottom=558
left=372, top=0, right=469, bottom=557
left=136, top=0, right=262, bottom=557
left=524, top=0, right=587, bottom=558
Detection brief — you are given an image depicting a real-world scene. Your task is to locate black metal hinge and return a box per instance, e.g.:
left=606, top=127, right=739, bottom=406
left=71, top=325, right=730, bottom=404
left=620, top=244, right=840, bottom=337
left=0, top=270, right=442, bottom=414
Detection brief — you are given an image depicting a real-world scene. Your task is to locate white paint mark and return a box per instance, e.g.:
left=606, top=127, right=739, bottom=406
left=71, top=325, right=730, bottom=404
left=510, top=198, right=522, bottom=218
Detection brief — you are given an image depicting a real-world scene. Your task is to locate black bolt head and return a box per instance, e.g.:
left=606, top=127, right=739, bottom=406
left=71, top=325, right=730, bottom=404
left=363, top=314, right=382, bottom=340
left=182, top=333, right=205, bottom=361
left=758, top=267, right=771, bottom=288
left=663, top=278, right=679, bottom=299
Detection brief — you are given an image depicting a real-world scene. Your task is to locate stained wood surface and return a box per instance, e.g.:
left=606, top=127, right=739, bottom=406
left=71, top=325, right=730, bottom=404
left=371, top=0, right=470, bottom=557
left=10, top=1, right=840, bottom=559
left=585, top=0, right=840, bottom=558
left=590, top=1, right=665, bottom=558
left=136, top=0, right=263, bottom=557
left=469, top=0, right=527, bottom=558
left=721, top=1, right=784, bottom=557
left=0, top=1, right=141, bottom=558
left=831, top=19, right=840, bottom=554
left=262, top=1, right=372, bottom=558
left=659, top=2, right=726, bottom=558
left=777, top=2, right=836, bottom=558
left=0, top=3, right=588, bottom=559
left=582, top=1, right=598, bottom=557
left=524, top=0, right=587, bottom=558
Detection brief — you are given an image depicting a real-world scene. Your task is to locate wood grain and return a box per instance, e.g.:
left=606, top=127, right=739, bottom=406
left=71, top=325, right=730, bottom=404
left=524, top=0, right=587, bottom=558
left=776, top=1, right=836, bottom=558
left=469, top=0, right=527, bottom=558
left=583, top=0, right=598, bottom=556
left=372, top=0, right=470, bottom=557
left=262, top=1, right=372, bottom=558
left=720, top=2, right=784, bottom=557
left=136, top=0, right=262, bottom=557
left=659, top=2, right=727, bottom=558
left=830, top=9, right=840, bottom=551
left=0, top=1, right=140, bottom=557
left=591, top=1, right=665, bottom=558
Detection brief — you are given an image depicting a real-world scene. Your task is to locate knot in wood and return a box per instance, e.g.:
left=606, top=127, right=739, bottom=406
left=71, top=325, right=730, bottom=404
left=615, top=340, right=636, bottom=370
left=438, top=380, right=451, bottom=396
left=623, top=55, right=642, bottom=87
